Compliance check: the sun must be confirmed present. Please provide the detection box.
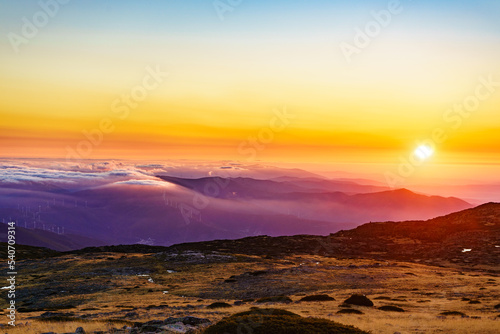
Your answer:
[414,144,434,160]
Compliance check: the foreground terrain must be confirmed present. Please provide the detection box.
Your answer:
[0,244,499,333]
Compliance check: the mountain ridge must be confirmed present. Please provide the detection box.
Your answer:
[5,203,498,270]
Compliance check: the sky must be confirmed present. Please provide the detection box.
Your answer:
[0,0,499,186]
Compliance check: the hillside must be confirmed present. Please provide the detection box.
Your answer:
[59,203,499,270]
[0,223,106,251]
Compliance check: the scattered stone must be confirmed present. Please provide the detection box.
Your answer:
[141,324,161,332]
[75,327,85,334]
[125,311,138,318]
[164,316,210,326]
[343,294,374,307]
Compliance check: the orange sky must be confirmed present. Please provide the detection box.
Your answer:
[1,1,499,186]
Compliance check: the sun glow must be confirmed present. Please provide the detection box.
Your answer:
[414,144,434,161]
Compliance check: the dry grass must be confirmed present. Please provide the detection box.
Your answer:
[1,252,498,333]
[3,320,121,334]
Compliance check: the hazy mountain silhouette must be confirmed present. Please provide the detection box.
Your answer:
[0,174,472,249]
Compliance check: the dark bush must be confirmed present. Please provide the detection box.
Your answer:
[440,311,466,317]
[299,294,335,302]
[378,305,405,312]
[204,308,369,334]
[343,295,374,307]
[206,302,232,309]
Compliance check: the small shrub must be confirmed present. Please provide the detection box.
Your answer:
[440,311,467,317]
[494,303,500,309]
[299,294,335,302]
[204,308,369,334]
[206,302,232,309]
[256,296,292,304]
[378,305,405,312]
[343,294,374,307]
[468,300,481,304]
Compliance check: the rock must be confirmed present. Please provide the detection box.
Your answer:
[141,324,161,332]
[75,327,85,334]
[343,294,374,307]
[164,316,211,326]
[125,311,139,318]
[161,323,195,333]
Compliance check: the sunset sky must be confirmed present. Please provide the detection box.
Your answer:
[1,0,499,183]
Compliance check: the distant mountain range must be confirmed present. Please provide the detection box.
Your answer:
[4,203,498,269]
[0,172,472,250]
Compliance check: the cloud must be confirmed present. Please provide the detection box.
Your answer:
[113,179,174,187]
[0,161,154,185]
[0,165,104,183]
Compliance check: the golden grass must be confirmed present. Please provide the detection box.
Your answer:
[1,252,498,333]
[3,320,119,334]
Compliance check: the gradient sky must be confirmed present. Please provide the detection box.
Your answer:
[1,0,499,182]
